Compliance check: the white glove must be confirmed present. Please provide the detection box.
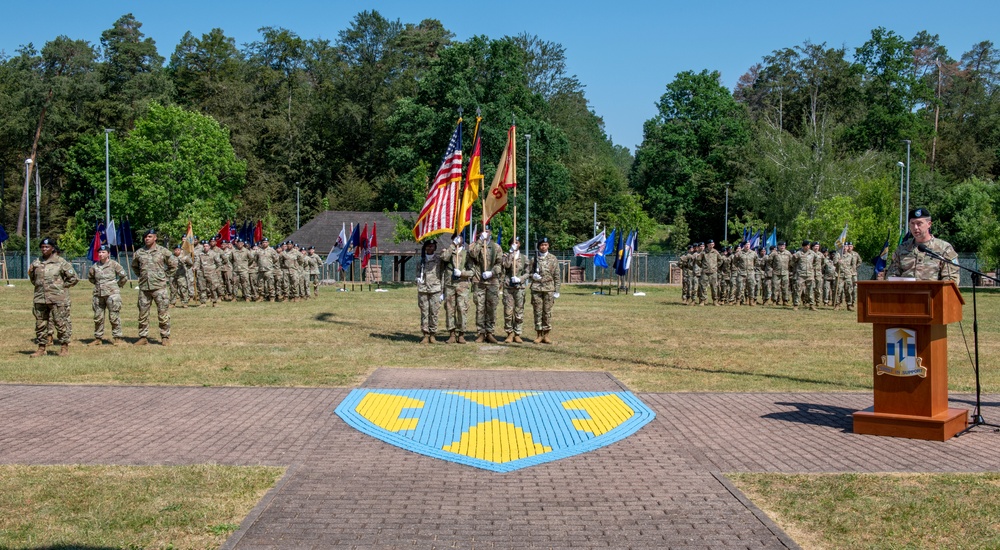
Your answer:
[482,270,492,279]
[554,292,560,299]
[511,276,520,284]
[532,273,542,281]
[439,293,445,302]
[453,236,463,245]
[416,276,424,284]
[453,268,462,277]
[456,245,464,252]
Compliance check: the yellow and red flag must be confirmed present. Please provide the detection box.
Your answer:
[457,117,483,234]
[483,124,516,225]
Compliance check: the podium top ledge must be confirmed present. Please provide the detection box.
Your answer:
[856,280,964,325]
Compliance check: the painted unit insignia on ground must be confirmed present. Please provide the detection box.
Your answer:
[335,389,656,472]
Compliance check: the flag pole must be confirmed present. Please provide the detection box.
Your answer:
[124,216,137,289]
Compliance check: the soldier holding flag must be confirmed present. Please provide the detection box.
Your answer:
[502,236,530,343]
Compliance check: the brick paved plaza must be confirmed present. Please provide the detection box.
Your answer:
[2,369,999,549]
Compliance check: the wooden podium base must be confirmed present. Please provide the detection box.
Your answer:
[853,408,968,441]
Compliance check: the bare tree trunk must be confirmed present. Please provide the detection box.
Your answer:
[16,88,53,236]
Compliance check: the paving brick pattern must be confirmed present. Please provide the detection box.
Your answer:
[1,369,998,549]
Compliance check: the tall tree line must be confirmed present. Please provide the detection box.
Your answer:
[0,11,636,254]
[632,28,1000,266]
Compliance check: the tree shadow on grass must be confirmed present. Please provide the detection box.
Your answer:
[314,312,359,326]
[370,332,423,343]
[763,401,856,431]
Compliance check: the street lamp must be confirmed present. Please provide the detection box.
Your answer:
[105,129,114,229]
[897,161,905,239]
[903,140,911,221]
[24,158,32,274]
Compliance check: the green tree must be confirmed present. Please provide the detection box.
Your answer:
[95,13,173,130]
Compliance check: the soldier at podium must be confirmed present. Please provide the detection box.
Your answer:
[887,208,960,283]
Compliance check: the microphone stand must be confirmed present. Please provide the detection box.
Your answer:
[919,245,1000,432]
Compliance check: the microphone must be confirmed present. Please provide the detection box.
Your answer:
[916,244,931,254]
[917,244,948,262]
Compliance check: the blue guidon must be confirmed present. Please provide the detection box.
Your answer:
[335,389,656,472]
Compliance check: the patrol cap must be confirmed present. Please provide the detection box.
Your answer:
[909,207,931,220]
[144,228,157,237]
[40,237,55,246]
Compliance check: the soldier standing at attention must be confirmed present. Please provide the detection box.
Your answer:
[680,245,693,304]
[502,236,530,343]
[254,237,278,302]
[306,246,321,298]
[811,242,824,308]
[771,242,793,306]
[170,244,193,308]
[132,229,178,346]
[845,241,862,310]
[194,240,222,307]
[762,246,775,304]
[28,237,79,357]
[88,244,128,346]
[888,208,960,282]
[792,240,816,311]
[440,235,472,344]
[692,242,704,305]
[230,238,253,301]
[469,226,504,343]
[698,240,723,306]
[530,237,560,344]
[416,240,445,344]
[822,249,838,306]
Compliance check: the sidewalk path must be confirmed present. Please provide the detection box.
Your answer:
[2,369,998,549]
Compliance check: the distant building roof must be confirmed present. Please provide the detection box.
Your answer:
[285,211,444,256]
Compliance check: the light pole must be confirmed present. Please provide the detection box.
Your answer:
[903,140,911,221]
[105,129,114,229]
[525,134,531,249]
[724,182,730,243]
[897,161,905,240]
[24,158,32,274]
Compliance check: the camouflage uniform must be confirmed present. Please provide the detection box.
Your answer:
[220,245,235,300]
[502,248,530,338]
[255,245,279,301]
[812,247,824,307]
[791,247,815,309]
[170,251,193,307]
[416,249,445,338]
[847,248,862,306]
[247,246,259,299]
[132,244,178,339]
[734,248,754,305]
[307,251,321,297]
[194,247,223,305]
[770,248,793,304]
[29,253,79,345]
[680,249,693,303]
[530,251,561,332]
[230,245,253,300]
[88,257,128,339]
[887,237,960,282]
[762,250,774,303]
[440,243,472,339]
[822,254,837,305]
[280,247,298,301]
[692,245,703,303]
[834,253,851,308]
[295,248,309,298]
[468,238,504,339]
[753,250,765,304]
[698,246,723,304]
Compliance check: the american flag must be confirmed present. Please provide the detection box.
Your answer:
[413,121,463,241]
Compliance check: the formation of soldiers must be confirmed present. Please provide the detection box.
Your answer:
[417,228,561,345]
[169,236,324,307]
[678,239,863,311]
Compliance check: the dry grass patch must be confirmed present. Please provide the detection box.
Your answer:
[728,472,1000,550]
[0,464,284,549]
[0,283,998,392]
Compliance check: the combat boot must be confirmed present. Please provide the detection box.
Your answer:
[475,333,486,343]
[113,338,126,346]
[180,303,188,309]
[419,333,430,344]
[513,334,524,343]
[534,331,545,344]
[428,334,438,344]
[541,331,553,344]
[135,337,149,346]
[486,333,499,344]
[504,332,515,343]
[810,304,817,311]
[161,337,171,346]
[30,345,46,358]
[47,335,54,345]
[847,304,854,311]
[792,306,798,311]
[58,344,69,356]
[446,331,457,344]
[456,333,467,344]
[88,339,103,346]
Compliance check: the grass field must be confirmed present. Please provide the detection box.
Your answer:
[2,281,999,549]
[1,282,998,393]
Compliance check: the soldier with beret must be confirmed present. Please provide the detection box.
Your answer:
[254,237,278,301]
[888,208,960,282]
[193,240,222,307]
[132,229,178,345]
[792,240,816,311]
[530,237,560,344]
[416,240,445,344]
[502,236,530,343]
[698,240,723,305]
[440,234,473,343]
[844,241,862,310]
[170,244,193,308]
[219,239,235,301]
[88,245,129,345]
[230,239,254,301]
[306,245,322,298]
[28,237,79,357]
[468,226,504,343]
[770,241,792,306]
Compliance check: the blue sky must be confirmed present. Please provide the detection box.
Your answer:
[4,1,999,152]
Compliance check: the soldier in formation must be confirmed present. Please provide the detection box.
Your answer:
[194,240,222,307]
[502,236,529,343]
[530,237,561,344]
[416,240,444,344]
[132,229,178,346]
[28,237,79,357]
[170,244,193,308]
[87,244,128,346]
[468,226,503,343]
[440,235,472,344]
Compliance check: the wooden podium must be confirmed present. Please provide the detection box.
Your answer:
[853,280,968,441]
